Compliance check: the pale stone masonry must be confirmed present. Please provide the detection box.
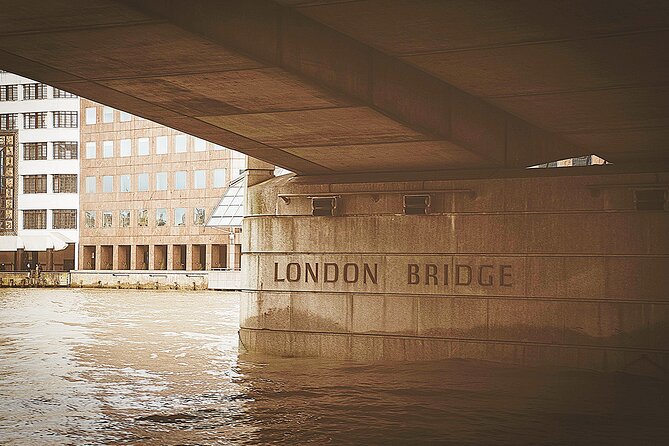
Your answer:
[78,98,243,272]
[241,167,669,373]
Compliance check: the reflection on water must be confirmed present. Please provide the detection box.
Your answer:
[0,289,667,445]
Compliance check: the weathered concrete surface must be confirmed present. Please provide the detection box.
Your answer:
[1,1,668,173]
[71,270,208,290]
[208,270,242,291]
[0,272,69,287]
[240,167,669,374]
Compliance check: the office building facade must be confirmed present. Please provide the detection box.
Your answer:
[0,71,79,271]
[78,98,244,272]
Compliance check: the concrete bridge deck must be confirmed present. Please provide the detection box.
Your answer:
[1,1,667,174]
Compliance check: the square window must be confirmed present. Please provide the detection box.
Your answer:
[120,210,131,227]
[23,142,47,160]
[175,171,187,190]
[23,83,47,100]
[85,176,96,193]
[23,112,47,129]
[156,208,167,226]
[23,175,47,194]
[120,175,131,192]
[213,169,226,188]
[194,170,206,189]
[102,211,112,228]
[156,172,168,190]
[572,156,591,167]
[0,113,18,130]
[119,111,131,122]
[156,136,168,154]
[102,106,114,123]
[174,208,186,226]
[138,137,149,156]
[138,209,148,227]
[194,208,205,225]
[103,140,113,158]
[137,173,149,191]
[53,210,77,229]
[175,134,187,153]
[85,211,96,228]
[102,176,113,193]
[23,210,46,229]
[0,85,18,101]
[85,107,96,125]
[52,111,78,128]
[194,138,206,152]
[85,141,96,159]
[53,174,78,193]
[120,139,131,157]
[53,141,78,160]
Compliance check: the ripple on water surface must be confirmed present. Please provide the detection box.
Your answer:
[0,288,668,445]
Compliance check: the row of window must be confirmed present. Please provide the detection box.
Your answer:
[84,135,224,158]
[0,111,78,130]
[23,174,78,194]
[533,156,598,169]
[85,208,207,228]
[22,138,230,160]
[23,209,77,230]
[23,141,78,160]
[0,83,76,102]
[85,170,226,193]
[84,106,132,125]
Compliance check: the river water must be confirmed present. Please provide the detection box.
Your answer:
[0,288,667,445]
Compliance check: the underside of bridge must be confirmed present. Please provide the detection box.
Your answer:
[2,0,668,174]
[2,0,668,373]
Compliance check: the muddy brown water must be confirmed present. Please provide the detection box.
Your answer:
[0,288,667,445]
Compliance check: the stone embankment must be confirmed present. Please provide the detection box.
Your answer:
[0,270,241,291]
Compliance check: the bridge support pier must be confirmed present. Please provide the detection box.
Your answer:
[240,168,669,375]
